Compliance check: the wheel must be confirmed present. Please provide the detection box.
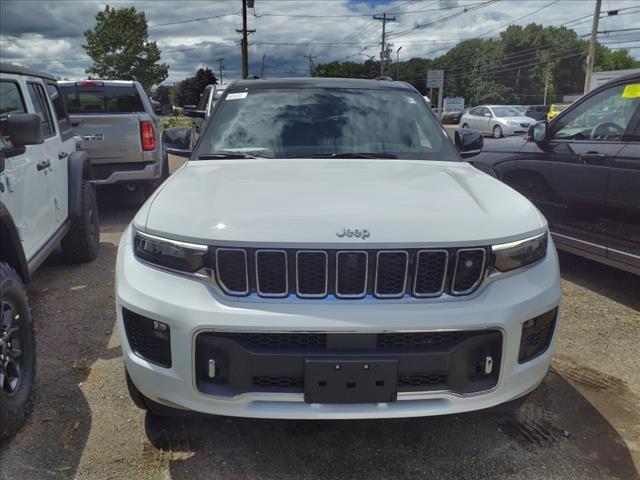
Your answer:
[493,125,503,139]
[461,123,470,129]
[0,262,35,440]
[61,179,100,262]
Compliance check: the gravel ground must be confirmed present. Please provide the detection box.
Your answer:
[1,155,638,480]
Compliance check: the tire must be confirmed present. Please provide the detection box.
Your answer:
[493,125,503,139]
[125,369,148,410]
[461,123,470,129]
[0,262,35,441]
[61,180,100,262]
[160,153,170,181]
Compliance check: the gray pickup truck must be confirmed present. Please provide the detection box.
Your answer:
[59,80,168,192]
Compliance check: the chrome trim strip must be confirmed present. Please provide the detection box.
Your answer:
[374,250,409,299]
[190,326,507,401]
[492,231,547,252]
[215,248,249,296]
[451,248,486,295]
[295,250,328,298]
[135,229,209,252]
[255,249,289,298]
[413,249,449,298]
[335,250,368,299]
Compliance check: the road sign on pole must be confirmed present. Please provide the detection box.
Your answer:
[426,70,444,115]
[426,70,444,88]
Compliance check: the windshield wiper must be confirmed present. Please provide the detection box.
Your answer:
[287,152,397,159]
[197,153,267,160]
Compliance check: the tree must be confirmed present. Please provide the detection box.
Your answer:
[83,5,169,91]
[316,23,640,106]
[175,68,217,107]
[153,85,171,106]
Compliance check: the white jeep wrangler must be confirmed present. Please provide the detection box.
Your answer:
[0,63,100,439]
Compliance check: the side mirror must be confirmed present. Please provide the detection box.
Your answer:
[6,113,44,147]
[529,121,548,143]
[483,112,492,117]
[162,126,192,158]
[455,128,483,158]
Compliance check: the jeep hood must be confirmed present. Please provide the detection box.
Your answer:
[139,159,545,247]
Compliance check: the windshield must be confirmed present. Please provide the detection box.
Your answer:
[196,88,458,161]
[491,106,523,117]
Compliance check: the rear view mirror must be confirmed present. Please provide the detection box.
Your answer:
[162,126,192,158]
[455,128,483,158]
[6,113,44,147]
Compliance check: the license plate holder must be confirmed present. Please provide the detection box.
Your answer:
[304,359,398,404]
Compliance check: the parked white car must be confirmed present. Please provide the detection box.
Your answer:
[460,105,536,138]
[117,78,561,420]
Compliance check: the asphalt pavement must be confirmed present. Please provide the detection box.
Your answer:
[0,154,638,480]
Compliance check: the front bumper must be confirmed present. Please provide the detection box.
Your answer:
[500,124,529,136]
[116,227,562,419]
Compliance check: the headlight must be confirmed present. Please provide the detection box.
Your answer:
[507,120,518,126]
[492,232,548,272]
[133,230,209,273]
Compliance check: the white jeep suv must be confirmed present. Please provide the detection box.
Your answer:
[1,63,100,439]
[117,78,561,419]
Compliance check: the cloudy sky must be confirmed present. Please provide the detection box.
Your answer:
[1,0,638,84]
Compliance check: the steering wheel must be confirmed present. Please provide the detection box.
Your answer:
[590,121,624,140]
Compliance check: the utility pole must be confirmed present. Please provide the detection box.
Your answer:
[543,72,550,104]
[304,51,317,77]
[261,54,266,79]
[237,0,255,79]
[584,0,602,94]
[395,46,402,80]
[374,13,396,76]
[217,58,224,84]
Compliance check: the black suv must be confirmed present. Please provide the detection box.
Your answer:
[470,73,639,275]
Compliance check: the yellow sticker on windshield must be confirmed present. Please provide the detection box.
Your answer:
[622,84,640,98]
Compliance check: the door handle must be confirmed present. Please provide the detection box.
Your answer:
[58,152,69,160]
[37,160,51,171]
[579,152,609,165]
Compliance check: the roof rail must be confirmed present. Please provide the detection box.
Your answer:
[374,76,393,81]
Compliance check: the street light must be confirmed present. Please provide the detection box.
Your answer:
[396,46,402,80]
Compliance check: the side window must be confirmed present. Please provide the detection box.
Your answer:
[197,86,211,111]
[46,83,71,132]
[27,83,55,138]
[553,82,640,142]
[0,80,26,146]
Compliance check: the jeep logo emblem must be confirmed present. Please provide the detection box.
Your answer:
[336,227,370,240]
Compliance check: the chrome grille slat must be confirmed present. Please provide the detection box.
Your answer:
[452,248,486,295]
[375,251,409,298]
[335,251,368,299]
[255,250,288,297]
[296,250,328,298]
[413,249,449,297]
[215,248,249,296]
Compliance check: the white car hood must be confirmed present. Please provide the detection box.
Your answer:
[139,159,545,247]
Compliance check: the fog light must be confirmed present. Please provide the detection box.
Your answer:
[153,320,168,332]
